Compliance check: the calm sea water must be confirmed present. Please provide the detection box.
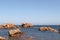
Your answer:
[0,25,60,40]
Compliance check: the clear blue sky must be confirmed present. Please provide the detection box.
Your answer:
[0,0,60,25]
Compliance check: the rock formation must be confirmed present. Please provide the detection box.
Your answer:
[0,23,20,29]
[21,22,33,28]
[39,26,48,31]
[8,29,22,37]
[39,26,58,33]
[3,23,15,28]
[48,27,55,32]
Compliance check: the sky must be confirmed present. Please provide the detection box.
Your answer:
[0,0,60,25]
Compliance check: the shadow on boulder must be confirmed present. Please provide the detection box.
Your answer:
[21,22,33,28]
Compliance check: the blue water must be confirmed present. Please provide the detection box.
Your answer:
[0,25,60,40]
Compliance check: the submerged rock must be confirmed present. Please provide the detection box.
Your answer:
[23,36,33,40]
[21,22,33,28]
[0,36,6,40]
[8,29,22,37]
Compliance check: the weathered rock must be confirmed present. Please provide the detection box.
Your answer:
[0,23,20,29]
[0,36,6,40]
[39,26,60,33]
[21,22,33,28]
[48,27,55,32]
[39,26,57,32]
[39,27,48,31]
[3,23,15,28]
[8,29,22,37]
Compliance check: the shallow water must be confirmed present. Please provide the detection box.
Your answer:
[0,25,60,40]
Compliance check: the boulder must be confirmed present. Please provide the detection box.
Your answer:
[0,36,6,40]
[39,27,48,31]
[48,27,55,32]
[0,23,20,29]
[3,23,15,28]
[39,26,59,33]
[8,29,22,37]
[21,22,33,28]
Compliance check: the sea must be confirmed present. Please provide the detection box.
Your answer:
[0,25,60,40]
